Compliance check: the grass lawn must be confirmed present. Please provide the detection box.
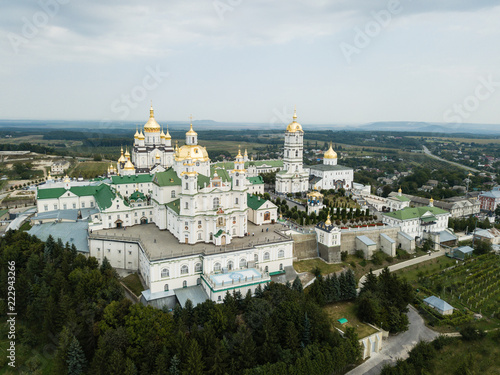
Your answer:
[293,258,345,275]
[323,301,378,339]
[19,221,32,231]
[70,161,109,179]
[428,334,500,375]
[394,255,456,284]
[122,273,144,296]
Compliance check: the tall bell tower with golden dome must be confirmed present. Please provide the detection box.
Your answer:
[275,106,309,195]
[130,104,175,173]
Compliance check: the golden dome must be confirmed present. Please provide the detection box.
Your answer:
[286,106,304,133]
[307,190,323,198]
[144,105,161,133]
[325,214,332,226]
[236,147,243,159]
[165,126,171,140]
[186,123,197,136]
[430,197,434,203]
[138,131,145,140]
[160,128,166,139]
[124,148,130,157]
[324,143,337,159]
[118,147,126,163]
[134,127,140,139]
[398,187,402,194]
[123,159,135,171]
[175,144,209,162]
[155,154,160,159]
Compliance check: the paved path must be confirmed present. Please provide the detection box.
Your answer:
[346,305,439,375]
[358,249,446,289]
[423,146,479,172]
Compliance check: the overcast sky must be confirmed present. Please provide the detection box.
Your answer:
[1,0,499,126]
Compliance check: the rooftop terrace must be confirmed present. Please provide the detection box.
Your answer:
[90,222,292,261]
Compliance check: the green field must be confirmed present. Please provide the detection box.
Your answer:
[395,256,456,284]
[323,301,378,339]
[121,273,144,297]
[69,161,109,179]
[293,258,345,275]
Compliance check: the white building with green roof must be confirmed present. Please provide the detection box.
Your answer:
[382,200,451,239]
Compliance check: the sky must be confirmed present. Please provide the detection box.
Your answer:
[1,0,500,127]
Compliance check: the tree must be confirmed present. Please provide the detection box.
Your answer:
[183,340,204,375]
[474,239,492,255]
[292,276,303,293]
[169,355,181,375]
[67,337,86,375]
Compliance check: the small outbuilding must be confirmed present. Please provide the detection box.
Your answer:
[450,245,474,260]
[423,296,454,315]
[356,235,377,259]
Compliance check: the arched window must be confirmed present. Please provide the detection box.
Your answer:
[227,260,234,270]
[161,268,169,278]
[171,190,175,198]
[181,265,189,274]
[264,252,270,260]
[279,263,283,271]
[185,202,189,209]
[183,280,187,288]
[278,249,285,258]
[164,284,169,291]
[254,254,258,262]
[213,197,219,209]
[239,258,247,269]
[265,266,268,273]
[195,263,202,272]
[214,262,221,272]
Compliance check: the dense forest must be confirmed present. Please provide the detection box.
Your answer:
[0,231,362,374]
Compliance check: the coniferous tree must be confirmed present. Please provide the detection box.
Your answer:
[183,340,204,375]
[169,354,181,375]
[292,276,303,293]
[302,313,311,347]
[67,336,86,375]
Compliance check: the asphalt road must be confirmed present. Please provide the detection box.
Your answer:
[346,305,439,375]
[422,146,479,172]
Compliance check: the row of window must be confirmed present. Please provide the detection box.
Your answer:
[44,201,94,211]
[161,262,203,278]
[159,249,286,278]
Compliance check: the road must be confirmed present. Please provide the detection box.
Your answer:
[422,146,479,172]
[346,305,439,375]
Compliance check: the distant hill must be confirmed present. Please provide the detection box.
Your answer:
[0,119,499,136]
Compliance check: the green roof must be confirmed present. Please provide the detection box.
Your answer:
[214,229,224,238]
[197,174,211,189]
[0,209,9,218]
[421,216,437,223]
[247,193,267,210]
[393,195,411,202]
[338,318,348,324]
[153,168,181,187]
[210,168,231,182]
[93,185,115,209]
[130,190,146,201]
[384,206,449,221]
[166,199,180,214]
[38,184,116,209]
[111,174,153,185]
[247,176,264,185]
[37,187,66,200]
[309,164,352,171]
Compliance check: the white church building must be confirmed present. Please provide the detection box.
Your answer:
[35,106,290,309]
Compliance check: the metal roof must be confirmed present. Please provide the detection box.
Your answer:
[28,221,89,252]
[174,285,209,307]
[356,235,376,246]
[380,233,395,243]
[423,296,454,312]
